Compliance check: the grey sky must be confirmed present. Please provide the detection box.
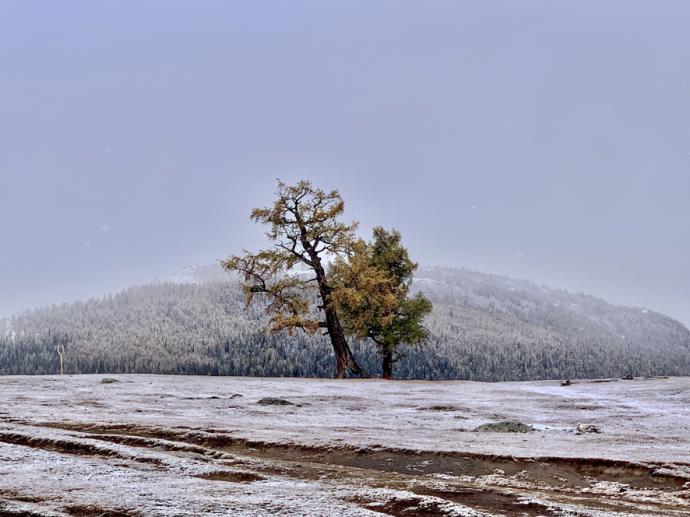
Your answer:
[1,1,689,326]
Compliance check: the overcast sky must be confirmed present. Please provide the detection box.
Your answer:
[1,1,689,326]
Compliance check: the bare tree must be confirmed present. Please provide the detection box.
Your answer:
[57,344,65,375]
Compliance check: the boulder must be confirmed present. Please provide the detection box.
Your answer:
[575,423,600,434]
[473,420,533,433]
[257,397,295,406]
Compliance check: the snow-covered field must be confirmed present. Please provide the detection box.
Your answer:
[1,375,689,516]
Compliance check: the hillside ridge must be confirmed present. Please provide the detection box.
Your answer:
[2,265,688,380]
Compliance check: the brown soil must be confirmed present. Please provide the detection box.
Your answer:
[0,490,45,505]
[194,470,266,483]
[6,419,690,515]
[350,494,459,516]
[44,421,687,491]
[0,431,163,466]
[62,504,138,517]
[411,486,560,516]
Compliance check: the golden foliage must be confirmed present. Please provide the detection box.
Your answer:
[330,239,401,339]
[330,228,432,351]
[222,180,358,334]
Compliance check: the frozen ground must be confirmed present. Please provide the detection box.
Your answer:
[0,375,689,516]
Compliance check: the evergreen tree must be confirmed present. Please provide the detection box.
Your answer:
[331,227,432,379]
[2,267,688,381]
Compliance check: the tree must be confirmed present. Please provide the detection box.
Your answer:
[57,343,65,375]
[222,180,363,378]
[331,227,433,379]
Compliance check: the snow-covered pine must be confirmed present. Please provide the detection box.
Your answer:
[0,266,688,379]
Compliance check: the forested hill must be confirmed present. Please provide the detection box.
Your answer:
[2,266,689,380]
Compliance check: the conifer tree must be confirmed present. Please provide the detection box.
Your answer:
[222,180,363,378]
[331,227,432,379]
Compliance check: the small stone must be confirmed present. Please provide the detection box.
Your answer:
[575,423,600,434]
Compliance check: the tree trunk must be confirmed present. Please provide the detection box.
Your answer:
[312,259,362,378]
[382,349,393,380]
[323,297,362,378]
[298,216,363,379]
[56,344,65,375]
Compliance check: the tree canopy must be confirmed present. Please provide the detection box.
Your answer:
[331,227,432,378]
[222,180,435,379]
[222,180,362,378]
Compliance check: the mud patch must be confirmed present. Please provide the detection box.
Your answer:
[194,470,266,483]
[0,431,163,466]
[555,404,602,411]
[62,504,138,516]
[86,433,228,460]
[350,494,456,516]
[0,489,46,504]
[412,486,558,516]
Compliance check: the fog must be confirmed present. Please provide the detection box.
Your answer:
[1,1,689,326]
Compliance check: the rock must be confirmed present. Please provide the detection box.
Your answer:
[622,374,634,380]
[422,405,459,411]
[257,397,295,406]
[100,377,119,384]
[561,380,571,386]
[575,423,600,434]
[473,420,534,433]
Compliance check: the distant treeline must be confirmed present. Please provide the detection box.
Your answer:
[2,267,689,380]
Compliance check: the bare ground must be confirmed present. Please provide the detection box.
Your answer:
[1,375,689,516]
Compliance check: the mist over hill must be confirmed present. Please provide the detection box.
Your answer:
[1,266,688,380]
